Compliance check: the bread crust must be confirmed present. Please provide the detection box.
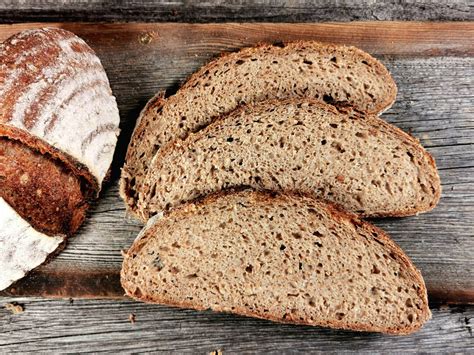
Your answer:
[121,189,431,335]
[0,124,98,197]
[120,91,166,215]
[120,40,397,215]
[0,136,89,236]
[137,98,440,220]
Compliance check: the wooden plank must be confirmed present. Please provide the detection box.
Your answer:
[0,23,472,304]
[0,0,472,22]
[0,297,472,352]
[1,22,473,58]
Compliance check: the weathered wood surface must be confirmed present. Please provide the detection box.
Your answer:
[0,298,472,352]
[0,22,473,305]
[0,0,472,22]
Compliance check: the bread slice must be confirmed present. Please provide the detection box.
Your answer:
[0,198,64,291]
[137,99,440,220]
[0,27,120,193]
[121,190,431,335]
[120,41,397,213]
[0,137,88,236]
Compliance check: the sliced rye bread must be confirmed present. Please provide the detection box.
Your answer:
[0,137,88,236]
[137,99,440,220]
[120,41,397,214]
[121,190,431,335]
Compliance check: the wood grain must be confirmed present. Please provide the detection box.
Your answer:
[0,0,472,22]
[0,297,472,352]
[0,22,472,305]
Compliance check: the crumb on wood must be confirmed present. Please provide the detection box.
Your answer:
[209,350,223,355]
[129,313,136,324]
[139,31,156,45]
[420,132,433,146]
[4,302,24,314]
[439,304,450,311]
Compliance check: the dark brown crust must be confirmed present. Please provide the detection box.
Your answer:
[0,125,99,198]
[120,40,397,215]
[121,189,431,335]
[0,137,89,236]
[137,98,441,220]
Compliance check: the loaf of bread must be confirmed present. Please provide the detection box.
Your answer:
[0,27,120,193]
[0,28,120,290]
[122,190,431,335]
[121,41,397,215]
[137,99,440,220]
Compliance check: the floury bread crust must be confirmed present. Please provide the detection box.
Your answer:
[0,198,64,291]
[138,99,440,220]
[0,27,120,193]
[121,41,397,213]
[121,190,431,335]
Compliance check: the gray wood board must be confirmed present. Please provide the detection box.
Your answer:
[0,23,473,303]
[0,297,472,352]
[0,0,472,22]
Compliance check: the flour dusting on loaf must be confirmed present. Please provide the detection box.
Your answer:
[0,28,120,188]
[0,198,64,291]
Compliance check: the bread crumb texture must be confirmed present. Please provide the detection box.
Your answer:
[139,99,440,219]
[4,302,24,314]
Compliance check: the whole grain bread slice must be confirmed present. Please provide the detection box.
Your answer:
[121,190,431,335]
[137,99,440,220]
[120,41,397,214]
